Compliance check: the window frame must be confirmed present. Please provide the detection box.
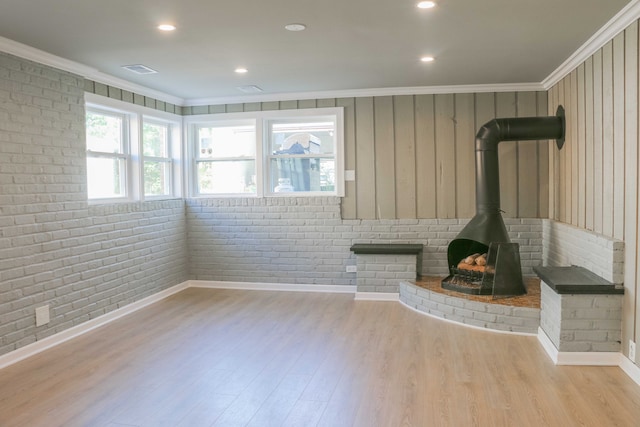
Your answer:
[191,118,259,197]
[185,107,344,198]
[85,93,183,204]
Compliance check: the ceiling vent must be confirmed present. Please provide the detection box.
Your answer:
[122,64,158,75]
[236,85,263,93]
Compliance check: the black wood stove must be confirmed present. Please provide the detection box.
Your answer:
[442,106,566,297]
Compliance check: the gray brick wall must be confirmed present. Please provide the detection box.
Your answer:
[540,283,622,352]
[187,197,544,285]
[356,254,417,293]
[542,219,624,284]
[0,53,188,357]
[399,281,540,334]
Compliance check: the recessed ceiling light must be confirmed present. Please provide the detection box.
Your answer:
[285,23,307,32]
[417,1,437,9]
[235,67,248,74]
[157,24,176,31]
[421,56,435,63]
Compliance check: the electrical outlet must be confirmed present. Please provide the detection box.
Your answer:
[629,340,636,361]
[35,305,50,327]
[346,265,357,273]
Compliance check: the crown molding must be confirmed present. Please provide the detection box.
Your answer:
[0,35,184,106]
[542,0,640,89]
[183,82,545,107]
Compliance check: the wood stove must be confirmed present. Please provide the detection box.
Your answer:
[442,106,566,296]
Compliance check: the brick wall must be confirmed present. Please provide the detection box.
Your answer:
[540,285,622,352]
[0,53,187,356]
[356,254,417,292]
[186,197,543,284]
[542,219,624,284]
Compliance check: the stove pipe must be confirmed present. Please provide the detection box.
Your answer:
[447,106,565,267]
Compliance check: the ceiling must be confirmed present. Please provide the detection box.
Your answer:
[0,0,633,104]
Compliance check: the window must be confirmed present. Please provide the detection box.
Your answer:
[143,120,172,197]
[186,108,343,197]
[194,121,256,195]
[86,110,128,199]
[85,93,182,202]
[267,119,336,194]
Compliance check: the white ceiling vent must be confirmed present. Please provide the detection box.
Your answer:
[122,64,158,75]
[236,85,263,93]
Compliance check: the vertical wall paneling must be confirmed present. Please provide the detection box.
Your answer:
[602,40,615,236]
[393,96,417,218]
[577,65,587,229]
[517,92,539,218]
[317,98,336,108]
[548,86,558,219]
[624,21,639,350]
[557,79,567,222]
[613,32,626,241]
[415,95,437,218]
[261,101,280,111]
[593,49,604,234]
[434,94,456,218]
[454,93,476,218]
[475,93,497,214]
[338,97,357,219]
[537,92,549,218]
[496,92,518,218]
[298,99,317,109]
[373,96,396,218]
[570,70,579,226]
[355,97,376,219]
[279,100,298,110]
[585,57,595,230]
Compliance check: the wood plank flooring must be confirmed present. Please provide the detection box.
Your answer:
[1,288,640,426]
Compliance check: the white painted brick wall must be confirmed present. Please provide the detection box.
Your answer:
[540,283,622,352]
[399,281,540,334]
[542,219,624,284]
[0,53,188,357]
[187,198,544,285]
[356,254,416,292]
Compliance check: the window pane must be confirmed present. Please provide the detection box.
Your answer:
[270,121,334,156]
[86,111,123,153]
[87,157,126,198]
[270,158,335,193]
[143,122,168,157]
[144,160,170,196]
[198,124,255,158]
[197,160,256,194]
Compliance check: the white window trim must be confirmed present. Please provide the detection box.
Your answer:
[184,107,344,198]
[85,93,183,204]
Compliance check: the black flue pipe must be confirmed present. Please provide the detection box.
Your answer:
[475,107,565,216]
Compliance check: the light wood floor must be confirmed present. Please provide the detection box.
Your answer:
[1,288,640,427]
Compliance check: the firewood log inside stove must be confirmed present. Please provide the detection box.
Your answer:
[457,262,486,273]
[457,252,488,273]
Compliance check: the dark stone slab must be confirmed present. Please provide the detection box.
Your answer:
[350,243,423,255]
[533,266,624,295]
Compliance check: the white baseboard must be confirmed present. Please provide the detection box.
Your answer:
[620,355,640,384]
[0,281,189,370]
[537,327,624,366]
[354,292,399,301]
[188,280,356,294]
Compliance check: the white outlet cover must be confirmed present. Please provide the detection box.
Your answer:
[345,170,355,181]
[35,305,50,327]
[346,265,357,273]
